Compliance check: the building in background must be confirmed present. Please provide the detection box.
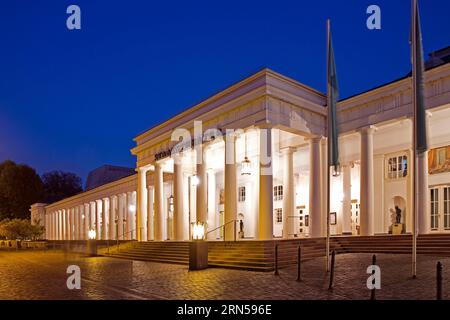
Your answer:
[31,46,450,241]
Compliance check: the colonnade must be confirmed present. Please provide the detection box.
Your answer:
[45,192,136,240]
[44,125,430,241]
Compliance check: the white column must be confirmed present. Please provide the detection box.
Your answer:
[84,203,90,239]
[101,198,107,240]
[118,194,124,240]
[259,128,274,240]
[309,137,323,238]
[154,163,164,241]
[125,193,131,240]
[94,201,99,239]
[196,148,208,223]
[71,208,75,240]
[137,168,148,241]
[70,208,74,240]
[360,126,376,236]
[60,210,64,240]
[132,192,137,239]
[65,209,70,240]
[224,133,237,240]
[207,170,216,240]
[418,152,430,234]
[78,205,83,240]
[342,163,352,235]
[74,207,78,240]
[54,212,57,240]
[61,210,65,240]
[282,147,295,239]
[49,213,53,240]
[109,196,115,240]
[173,162,184,240]
[45,214,49,239]
[55,211,59,240]
[147,187,154,241]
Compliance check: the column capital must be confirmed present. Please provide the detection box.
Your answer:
[281,146,296,155]
[306,135,325,144]
[359,125,377,135]
[138,165,152,174]
[254,123,273,130]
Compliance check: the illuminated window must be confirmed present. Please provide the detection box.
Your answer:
[275,208,283,223]
[273,185,283,201]
[238,186,246,202]
[438,148,447,166]
[387,155,408,179]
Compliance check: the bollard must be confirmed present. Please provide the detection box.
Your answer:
[328,250,336,290]
[371,254,376,300]
[296,246,302,282]
[437,261,443,300]
[274,245,279,276]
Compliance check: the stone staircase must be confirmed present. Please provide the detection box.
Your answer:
[104,241,189,265]
[332,234,450,256]
[102,234,450,272]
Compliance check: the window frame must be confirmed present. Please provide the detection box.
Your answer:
[238,186,246,202]
[273,185,283,201]
[386,153,408,180]
[275,208,283,224]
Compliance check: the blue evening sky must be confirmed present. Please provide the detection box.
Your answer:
[0,0,449,183]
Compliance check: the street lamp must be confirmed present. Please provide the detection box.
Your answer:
[192,222,206,240]
[88,229,96,240]
[87,229,97,257]
[189,222,208,271]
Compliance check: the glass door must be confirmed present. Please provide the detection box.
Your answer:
[430,188,439,231]
[444,187,450,230]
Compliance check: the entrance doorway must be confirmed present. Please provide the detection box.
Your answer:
[430,186,450,232]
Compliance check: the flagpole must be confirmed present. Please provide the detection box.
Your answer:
[411,0,418,279]
[326,19,331,272]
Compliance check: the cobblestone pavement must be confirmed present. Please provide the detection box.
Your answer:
[0,250,448,300]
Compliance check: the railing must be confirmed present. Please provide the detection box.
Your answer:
[205,219,239,242]
[103,227,142,254]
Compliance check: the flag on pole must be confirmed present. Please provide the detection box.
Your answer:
[327,22,340,172]
[412,0,428,154]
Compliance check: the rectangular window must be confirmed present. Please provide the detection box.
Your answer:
[273,185,283,201]
[387,155,408,179]
[275,208,282,223]
[438,148,446,166]
[238,186,246,202]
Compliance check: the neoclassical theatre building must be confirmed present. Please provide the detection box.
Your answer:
[31,46,450,242]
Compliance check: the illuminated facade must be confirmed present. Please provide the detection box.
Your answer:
[31,48,450,241]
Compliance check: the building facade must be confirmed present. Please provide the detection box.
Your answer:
[31,48,450,241]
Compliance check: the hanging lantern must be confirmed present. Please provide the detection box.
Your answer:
[241,156,252,175]
[332,164,341,177]
[241,133,252,176]
[169,195,174,212]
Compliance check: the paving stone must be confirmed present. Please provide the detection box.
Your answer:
[0,250,446,300]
